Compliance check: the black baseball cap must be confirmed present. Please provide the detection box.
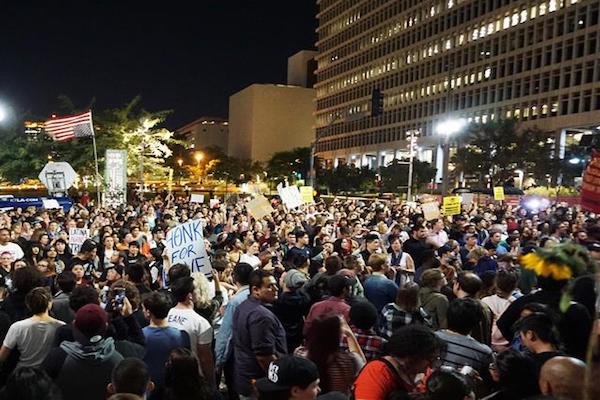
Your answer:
[587,242,600,252]
[255,356,319,392]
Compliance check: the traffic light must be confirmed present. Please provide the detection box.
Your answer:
[371,88,384,117]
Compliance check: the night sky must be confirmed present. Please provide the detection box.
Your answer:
[0,1,317,128]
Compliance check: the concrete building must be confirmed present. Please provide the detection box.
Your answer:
[176,117,229,153]
[314,0,600,178]
[288,50,318,88]
[228,84,316,162]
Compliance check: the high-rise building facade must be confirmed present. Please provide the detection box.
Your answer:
[315,0,600,172]
[176,117,229,153]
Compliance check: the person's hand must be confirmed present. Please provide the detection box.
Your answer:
[339,316,353,337]
[121,297,133,317]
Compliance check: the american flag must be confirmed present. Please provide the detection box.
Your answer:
[44,110,94,142]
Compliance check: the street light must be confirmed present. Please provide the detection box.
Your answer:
[177,158,183,185]
[0,105,6,123]
[435,118,467,194]
[406,130,419,202]
[194,152,203,184]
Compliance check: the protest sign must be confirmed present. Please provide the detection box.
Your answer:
[166,220,212,275]
[246,195,274,220]
[42,199,61,209]
[493,186,505,201]
[422,201,440,221]
[277,185,303,209]
[69,228,89,254]
[461,193,475,206]
[190,193,204,203]
[209,198,220,208]
[300,186,315,204]
[443,196,462,216]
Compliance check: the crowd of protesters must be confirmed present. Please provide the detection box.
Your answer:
[0,191,596,400]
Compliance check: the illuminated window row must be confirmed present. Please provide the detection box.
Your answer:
[318,0,580,97]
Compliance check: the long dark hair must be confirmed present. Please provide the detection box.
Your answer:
[164,348,210,400]
[0,367,61,400]
[305,315,341,392]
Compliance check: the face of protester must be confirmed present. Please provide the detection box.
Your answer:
[247,242,259,255]
[323,243,334,254]
[289,379,321,400]
[49,222,58,232]
[124,233,134,244]
[0,254,11,268]
[106,268,121,282]
[298,234,309,246]
[59,230,68,241]
[128,245,139,257]
[0,230,9,245]
[367,238,380,252]
[47,247,57,259]
[287,234,296,246]
[39,234,50,246]
[13,260,27,270]
[491,232,501,244]
[56,242,66,253]
[72,264,85,280]
[32,246,41,255]
[391,239,402,252]
[104,237,115,249]
[415,228,428,240]
[37,260,49,274]
[253,275,278,303]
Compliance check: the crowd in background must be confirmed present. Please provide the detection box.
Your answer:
[0,192,596,400]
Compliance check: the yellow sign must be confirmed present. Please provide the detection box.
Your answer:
[494,186,505,201]
[443,196,462,216]
[300,186,315,204]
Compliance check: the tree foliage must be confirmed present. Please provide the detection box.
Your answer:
[318,164,376,194]
[265,147,311,185]
[379,159,437,193]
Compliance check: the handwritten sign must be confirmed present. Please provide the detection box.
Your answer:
[443,196,462,216]
[190,193,204,204]
[300,186,315,204]
[246,195,274,220]
[69,228,89,254]
[166,220,212,275]
[493,186,505,201]
[422,201,440,221]
[277,185,303,209]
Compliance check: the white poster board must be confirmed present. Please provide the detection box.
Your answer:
[190,193,205,204]
[69,228,90,254]
[422,202,441,221]
[209,198,220,208]
[42,199,61,209]
[166,220,212,275]
[277,185,303,209]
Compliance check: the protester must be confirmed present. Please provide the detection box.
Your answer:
[107,358,155,399]
[255,356,321,400]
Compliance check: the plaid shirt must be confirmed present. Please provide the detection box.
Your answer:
[379,303,432,340]
[341,326,386,361]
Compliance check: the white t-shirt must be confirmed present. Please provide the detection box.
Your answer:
[3,318,65,368]
[0,242,24,262]
[167,307,213,358]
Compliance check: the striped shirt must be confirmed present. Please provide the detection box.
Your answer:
[435,330,493,374]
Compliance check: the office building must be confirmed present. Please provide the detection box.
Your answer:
[314,0,600,176]
[288,50,318,88]
[176,117,229,153]
[228,84,316,162]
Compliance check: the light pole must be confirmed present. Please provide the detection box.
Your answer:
[310,113,343,187]
[177,158,183,186]
[194,152,203,184]
[406,130,419,201]
[436,118,467,195]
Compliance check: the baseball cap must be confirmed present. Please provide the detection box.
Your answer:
[255,356,319,393]
[105,263,123,276]
[587,242,600,252]
[73,304,108,345]
[283,269,307,290]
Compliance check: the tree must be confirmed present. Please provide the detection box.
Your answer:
[379,159,437,194]
[265,147,311,185]
[451,119,558,187]
[318,164,376,194]
[206,156,263,185]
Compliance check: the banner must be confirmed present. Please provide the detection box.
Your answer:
[493,186,505,201]
[166,220,212,275]
[277,185,303,209]
[105,149,128,207]
[582,149,600,212]
[300,186,315,204]
[0,197,72,211]
[69,228,89,254]
[246,195,274,220]
[422,201,441,221]
[443,196,462,216]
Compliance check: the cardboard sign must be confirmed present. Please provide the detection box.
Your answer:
[190,193,205,204]
[69,228,89,254]
[209,198,220,208]
[166,220,212,275]
[300,186,315,204]
[422,201,441,221]
[277,185,303,209]
[443,196,462,216]
[42,199,61,209]
[461,193,475,206]
[246,195,274,220]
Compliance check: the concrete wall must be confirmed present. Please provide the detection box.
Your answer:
[228,84,316,162]
[287,50,318,88]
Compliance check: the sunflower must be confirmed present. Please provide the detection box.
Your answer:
[520,243,593,281]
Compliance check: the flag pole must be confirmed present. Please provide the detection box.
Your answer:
[89,110,102,207]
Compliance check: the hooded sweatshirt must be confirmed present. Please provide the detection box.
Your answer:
[42,337,124,400]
